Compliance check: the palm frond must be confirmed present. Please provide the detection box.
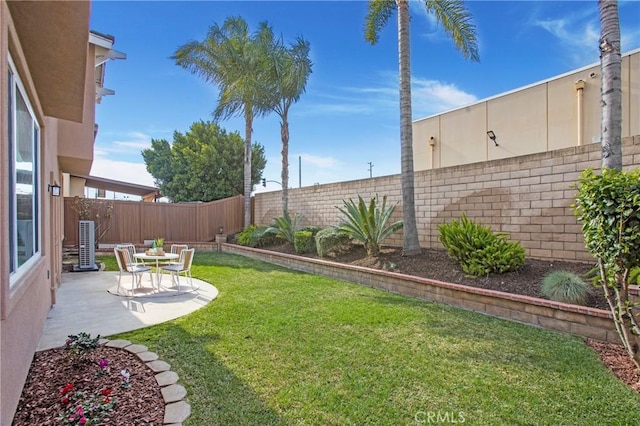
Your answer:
[425,0,479,62]
[364,0,396,45]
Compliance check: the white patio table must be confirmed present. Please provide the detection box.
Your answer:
[133,252,179,291]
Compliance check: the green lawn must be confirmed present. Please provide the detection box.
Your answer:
[98,253,640,425]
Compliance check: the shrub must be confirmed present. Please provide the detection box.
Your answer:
[541,270,592,305]
[438,214,525,277]
[336,195,403,256]
[65,332,101,355]
[236,225,258,246]
[294,230,315,254]
[315,227,352,258]
[265,211,302,244]
[299,226,321,236]
[574,168,640,367]
[235,225,280,248]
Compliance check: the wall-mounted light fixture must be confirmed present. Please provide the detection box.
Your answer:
[486,130,498,146]
[48,183,61,197]
[428,136,436,147]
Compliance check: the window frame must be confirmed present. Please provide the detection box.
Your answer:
[8,54,42,284]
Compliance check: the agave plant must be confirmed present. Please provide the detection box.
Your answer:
[264,211,302,244]
[336,195,403,256]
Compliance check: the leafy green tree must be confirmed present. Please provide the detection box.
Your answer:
[142,121,266,202]
[173,17,274,226]
[364,0,479,256]
[574,168,640,368]
[258,23,313,216]
[598,0,622,170]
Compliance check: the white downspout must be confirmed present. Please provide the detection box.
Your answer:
[575,79,586,146]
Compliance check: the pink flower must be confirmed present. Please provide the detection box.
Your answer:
[98,359,109,369]
[76,405,84,416]
[79,416,87,424]
[60,383,74,394]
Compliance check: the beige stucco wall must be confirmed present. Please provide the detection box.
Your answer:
[0,2,92,423]
[57,43,97,176]
[66,175,88,197]
[1,4,53,422]
[413,51,639,171]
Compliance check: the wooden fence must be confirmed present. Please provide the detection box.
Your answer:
[63,195,244,246]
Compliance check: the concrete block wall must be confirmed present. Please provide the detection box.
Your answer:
[254,135,640,262]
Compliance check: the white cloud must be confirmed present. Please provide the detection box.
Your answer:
[410,1,444,42]
[96,131,153,156]
[411,78,477,117]
[112,131,152,150]
[534,18,599,50]
[531,8,601,66]
[304,73,476,119]
[299,153,340,169]
[90,158,155,188]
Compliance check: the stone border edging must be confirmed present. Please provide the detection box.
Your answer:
[102,339,191,425]
[221,244,620,344]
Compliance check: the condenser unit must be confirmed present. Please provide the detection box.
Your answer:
[73,220,99,271]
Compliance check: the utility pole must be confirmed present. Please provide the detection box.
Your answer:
[367,161,374,178]
[299,155,302,188]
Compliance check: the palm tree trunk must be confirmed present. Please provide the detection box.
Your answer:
[397,0,421,256]
[243,107,253,228]
[281,112,290,216]
[599,0,622,170]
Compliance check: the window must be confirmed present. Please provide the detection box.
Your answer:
[8,55,40,279]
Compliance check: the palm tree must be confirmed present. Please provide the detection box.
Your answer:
[173,16,273,227]
[259,24,313,216]
[365,0,479,255]
[598,0,622,170]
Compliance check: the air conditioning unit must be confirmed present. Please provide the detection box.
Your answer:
[73,220,99,271]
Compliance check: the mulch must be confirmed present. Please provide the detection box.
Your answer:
[13,346,164,425]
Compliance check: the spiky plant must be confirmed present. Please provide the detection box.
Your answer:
[541,270,592,305]
[336,195,403,256]
[264,211,302,244]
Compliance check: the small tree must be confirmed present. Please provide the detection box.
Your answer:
[574,168,640,368]
[70,197,114,248]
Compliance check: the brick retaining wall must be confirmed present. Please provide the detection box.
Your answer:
[255,135,640,262]
[222,244,619,344]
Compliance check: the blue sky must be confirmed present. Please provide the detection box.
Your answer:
[89,0,640,197]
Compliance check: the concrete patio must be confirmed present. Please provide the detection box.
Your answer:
[38,271,218,350]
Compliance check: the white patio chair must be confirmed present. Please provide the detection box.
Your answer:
[160,248,194,292]
[116,243,146,266]
[114,247,154,294]
[166,244,188,266]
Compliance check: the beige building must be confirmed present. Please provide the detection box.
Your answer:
[413,50,640,170]
[0,2,123,422]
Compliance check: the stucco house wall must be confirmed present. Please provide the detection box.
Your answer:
[413,50,639,171]
[0,2,118,422]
